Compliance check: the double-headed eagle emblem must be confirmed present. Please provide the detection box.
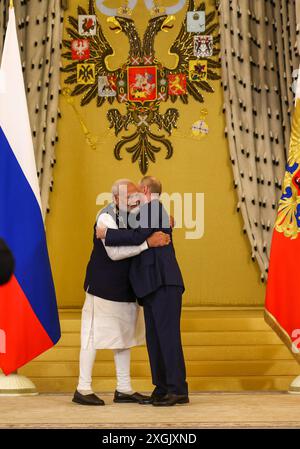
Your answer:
[62,0,220,173]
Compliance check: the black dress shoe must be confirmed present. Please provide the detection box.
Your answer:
[72,390,105,406]
[113,390,152,404]
[150,391,168,403]
[152,393,189,407]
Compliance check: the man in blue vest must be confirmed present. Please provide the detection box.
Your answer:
[73,179,170,406]
[98,176,188,407]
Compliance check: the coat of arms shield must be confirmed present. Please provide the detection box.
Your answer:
[127,66,157,103]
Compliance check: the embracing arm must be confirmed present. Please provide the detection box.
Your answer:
[105,227,154,247]
[98,214,148,260]
[104,202,172,247]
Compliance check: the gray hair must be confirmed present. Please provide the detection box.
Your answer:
[139,176,162,195]
[111,178,134,196]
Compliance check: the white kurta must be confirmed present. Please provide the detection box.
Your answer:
[81,211,147,350]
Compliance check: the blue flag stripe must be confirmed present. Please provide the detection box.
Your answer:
[0,127,60,344]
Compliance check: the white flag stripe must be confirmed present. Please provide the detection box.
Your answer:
[0,8,41,210]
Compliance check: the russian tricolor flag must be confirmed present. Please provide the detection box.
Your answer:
[0,7,60,375]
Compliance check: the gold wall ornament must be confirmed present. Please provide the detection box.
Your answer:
[96,0,137,17]
[117,0,134,18]
[62,87,114,151]
[144,0,186,16]
[77,63,96,84]
[150,0,166,17]
[61,0,220,173]
[191,108,209,138]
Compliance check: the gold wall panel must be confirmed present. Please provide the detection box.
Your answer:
[46,0,265,308]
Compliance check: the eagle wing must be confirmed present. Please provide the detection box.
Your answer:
[61,0,119,107]
[165,0,221,104]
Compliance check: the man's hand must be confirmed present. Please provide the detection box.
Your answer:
[147,231,171,248]
[96,226,107,239]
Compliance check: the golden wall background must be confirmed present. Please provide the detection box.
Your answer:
[46,0,265,309]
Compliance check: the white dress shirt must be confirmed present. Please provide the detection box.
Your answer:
[97,212,148,260]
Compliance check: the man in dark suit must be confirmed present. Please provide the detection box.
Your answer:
[0,239,14,286]
[98,176,188,406]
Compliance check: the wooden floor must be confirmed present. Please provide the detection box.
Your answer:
[18,308,300,392]
[1,392,300,428]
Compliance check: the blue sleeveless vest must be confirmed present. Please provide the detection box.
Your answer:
[83,204,136,302]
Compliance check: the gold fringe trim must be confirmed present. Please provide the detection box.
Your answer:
[264,309,300,364]
[0,388,37,395]
[289,385,300,393]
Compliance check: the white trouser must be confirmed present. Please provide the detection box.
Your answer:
[77,330,133,394]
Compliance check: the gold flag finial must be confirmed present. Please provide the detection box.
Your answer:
[9,0,14,8]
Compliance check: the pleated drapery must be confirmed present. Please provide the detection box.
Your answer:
[0,0,64,217]
[219,0,300,279]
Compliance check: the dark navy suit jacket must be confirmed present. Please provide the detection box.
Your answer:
[105,199,184,298]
